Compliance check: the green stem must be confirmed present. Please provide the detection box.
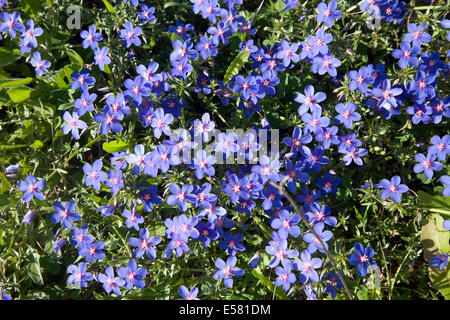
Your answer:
[48,135,103,180]
[390,243,415,295]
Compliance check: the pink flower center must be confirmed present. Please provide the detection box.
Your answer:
[389,185,397,193]
[223,266,233,276]
[282,220,291,229]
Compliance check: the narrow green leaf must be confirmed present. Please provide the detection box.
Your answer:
[418,190,450,217]
[0,78,33,88]
[101,0,116,13]
[224,50,250,83]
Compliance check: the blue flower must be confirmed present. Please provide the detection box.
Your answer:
[406,104,433,125]
[94,106,124,135]
[123,207,144,231]
[98,267,125,296]
[153,144,180,173]
[303,222,333,253]
[119,21,142,48]
[74,92,97,116]
[21,19,43,48]
[71,68,95,92]
[392,42,420,69]
[335,102,361,129]
[105,169,124,195]
[98,204,116,217]
[248,253,261,269]
[30,52,51,76]
[127,144,148,175]
[271,209,301,238]
[67,263,94,288]
[80,24,103,50]
[316,1,342,27]
[274,263,296,292]
[22,209,36,224]
[305,203,337,227]
[138,5,156,23]
[196,221,219,247]
[311,54,341,77]
[83,159,108,191]
[195,35,218,59]
[265,237,298,268]
[178,285,199,300]
[213,256,245,288]
[0,12,24,38]
[151,108,174,139]
[94,46,111,71]
[440,175,450,196]
[164,234,190,258]
[70,225,94,247]
[219,232,245,255]
[403,22,431,47]
[323,272,343,298]
[348,66,375,94]
[139,185,162,212]
[166,183,197,212]
[191,149,216,179]
[62,111,87,140]
[283,127,312,157]
[295,85,327,116]
[17,175,46,202]
[207,20,232,45]
[371,79,403,109]
[222,173,250,204]
[413,153,443,179]
[117,260,147,289]
[124,77,151,105]
[374,175,409,203]
[79,241,105,263]
[168,21,194,40]
[170,40,199,61]
[294,250,322,283]
[348,243,376,277]
[339,147,368,166]
[129,228,161,259]
[430,254,448,271]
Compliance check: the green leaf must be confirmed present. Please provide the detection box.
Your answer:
[0,48,21,66]
[0,78,33,88]
[101,0,116,13]
[251,269,289,300]
[0,144,28,150]
[275,0,286,11]
[418,190,450,217]
[103,139,130,153]
[163,2,192,9]
[66,49,84,70]
[7,86,33,103]
[223,50,250,83]
[420,214,450,299]
[0,171,11,194]
[147,220,166,237]
[26,253,44,285]
[30,140,44,149]
[21,0,41,16]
